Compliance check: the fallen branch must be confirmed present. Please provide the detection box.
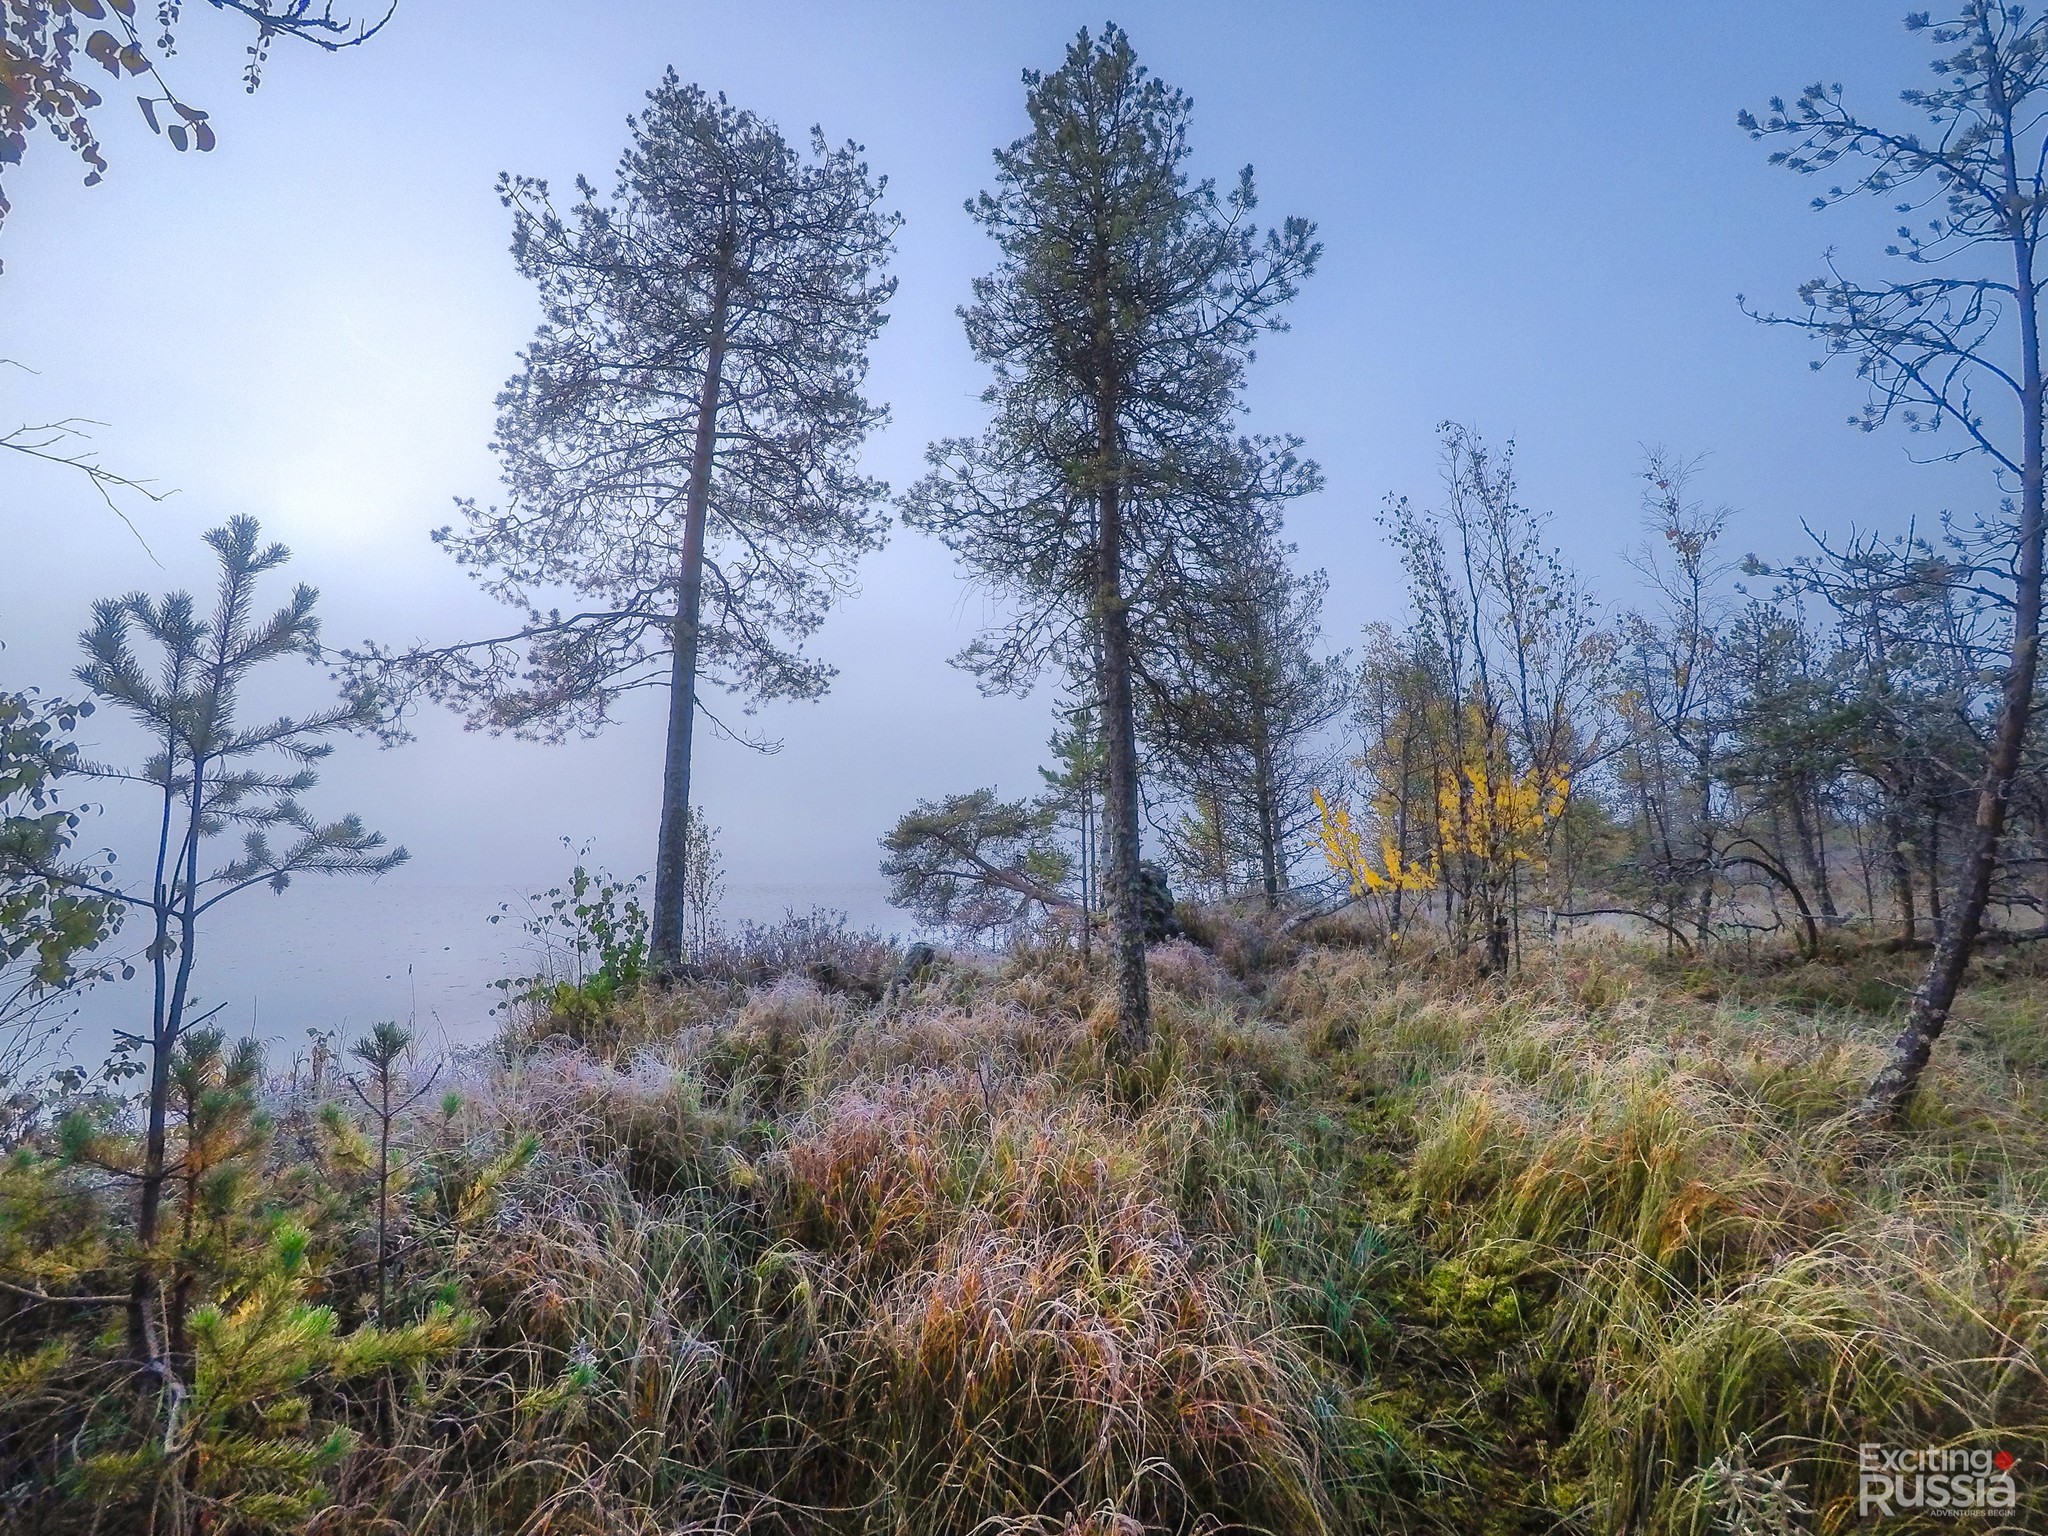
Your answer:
[1556,907,1697,954]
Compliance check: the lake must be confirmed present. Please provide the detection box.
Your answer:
[49,875,900,1070]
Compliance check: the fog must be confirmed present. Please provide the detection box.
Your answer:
[0,0,1987,1057]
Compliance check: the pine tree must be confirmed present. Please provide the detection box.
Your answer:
[904,25,1317,1052]
[880,789,1073,944]
[61,517,405,1379]
[1142,520,1346,908]
[351,74,897,969]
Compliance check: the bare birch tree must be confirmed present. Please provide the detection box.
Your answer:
[1742,4,2048,1120]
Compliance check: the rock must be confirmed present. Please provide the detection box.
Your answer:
[892,941,938,988]
[803,957,884,1004]
[1137,862,1183,943]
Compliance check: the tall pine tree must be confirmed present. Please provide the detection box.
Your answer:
[905,26,1316,1052]
[353,76,897,968]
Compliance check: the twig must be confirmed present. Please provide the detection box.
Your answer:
[1,420,169,562]
[0,1277,127,1306]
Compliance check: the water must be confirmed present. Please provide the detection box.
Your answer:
[50,875,896,1069]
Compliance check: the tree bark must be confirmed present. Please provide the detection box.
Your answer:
[127,780,179,1366]
[1078,781,1094,962]
[1862,69,2046,1121]
[1693,746,1717,947]
[1253,723,1280,909]
[1885,804,1918,943]
[1793,780,1838,920]
[130,756,205,1379]
[1095,368,1149,1057]
[650,281,730,972]
[1926,809,1946,937]
[1485,906,1510,974]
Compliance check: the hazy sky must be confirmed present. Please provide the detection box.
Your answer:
[0,2,1994,1049]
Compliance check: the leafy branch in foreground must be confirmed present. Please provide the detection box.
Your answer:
[0,0,395,247]
[0,688,123,1140]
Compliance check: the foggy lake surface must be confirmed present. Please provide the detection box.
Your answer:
[53,876,898,1069]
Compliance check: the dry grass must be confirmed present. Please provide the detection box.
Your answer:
[1285,939,2048,1535]
[6,932,2046,1534]
[324,965,1358,1535]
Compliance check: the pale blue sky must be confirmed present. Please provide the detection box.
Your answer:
[0,2,1992,1048]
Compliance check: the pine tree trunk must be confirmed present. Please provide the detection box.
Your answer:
[128,793,178,1368]
[1886,804,1918,943]
[1862,156,2046,1122]
[651,284,730,972]
[1694,747,1716,947]
[1795,780,1838,919]
[1926,809,1946,937]
[375,1075,392,1321]
[1079,785,1094,962]
[131,771,204,1379]
[1855,814,1879,929]
[1095,371,1149,1057]
[128,937,173,1367]
[1253,726,1280,909]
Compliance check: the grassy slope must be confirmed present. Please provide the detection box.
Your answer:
[345,935,2043,1535]
[1274,940,2048,1533]
[6,934,2042,1534]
